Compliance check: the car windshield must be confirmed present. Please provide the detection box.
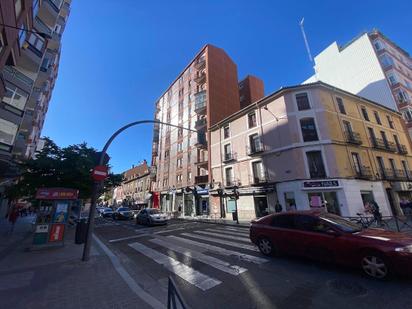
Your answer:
[118,208,129,211]
[104,208,112,212]
[148,209,160,214]
[320,214,361,233]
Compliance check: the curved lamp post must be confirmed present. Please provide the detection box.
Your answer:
[82,120,197,261]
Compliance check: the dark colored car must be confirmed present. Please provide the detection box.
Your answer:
[250,210,412,279]
[136,208,168,226]
[113,207,133,220]
[100,208,114,218]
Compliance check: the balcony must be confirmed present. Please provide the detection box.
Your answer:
[34,17,53,38]
[195,157,208,168]
[370,137,397,152]
[355,166,373,180]
[60,1,71,18]
[3,66,34,94]
[194,58,206,70]
[194,131,207,149]
[194,91,207,114]
[152,143,158,156]
[223,152,236,163]
[225,178,236,188]
[194,118,207,130]
[397,144,408,154]
[246,141,264,155]
[38,0,60,27]
[344,131,362,145]
[195,175,209,185]
[194,73,206,84]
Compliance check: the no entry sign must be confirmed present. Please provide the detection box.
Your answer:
[92,165,108,181]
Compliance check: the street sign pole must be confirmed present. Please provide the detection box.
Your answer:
[81,120,197,262]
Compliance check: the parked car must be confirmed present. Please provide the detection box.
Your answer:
[250,210,412,279]
[136,208,168,226]
[100,208,114,218]
[113,207,133,220]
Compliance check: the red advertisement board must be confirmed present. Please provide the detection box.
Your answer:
[36,188,79,200]
[49,224,65,242]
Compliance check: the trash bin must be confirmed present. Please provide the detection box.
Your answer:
[75,219,88,244]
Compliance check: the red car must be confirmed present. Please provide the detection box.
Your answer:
[250,210,412,279]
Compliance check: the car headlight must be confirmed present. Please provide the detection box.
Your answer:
[395,245,412,253]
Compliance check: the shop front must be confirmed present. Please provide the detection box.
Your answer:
[389,181,412,216]
[196,187,209,216]
[302,180,342,215]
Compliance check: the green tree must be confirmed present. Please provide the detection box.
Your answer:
[5,138,122,202]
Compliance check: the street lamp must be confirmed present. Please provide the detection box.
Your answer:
[82,120,197,261]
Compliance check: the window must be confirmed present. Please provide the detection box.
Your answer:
[162,178,168,187]
[387,73,398,85]
[397,90,410,103]
[306,151,326,178]
[393,135,401,149]
[177,128,183,138]
[248,112,257,128]
[352,152,361,174]
[296,93,310,111]
[223,125,230,139]
[361,107,370,121]
[15,0,22,18]
[0,31,4,54]
[271,215,295,229]
[0,119,18,148]
[164,150,169,159]
[343,120,353,135]
[187,172,192,181]
[177,143,183,152]
[402,160,409,177]
[18,26,26,47]
[377,156,385,175]
[176,174,183,183]
[380,131,388,146]
[336,97,346,114]
[300,118,318,142]
[252,161,264,183]
[177,158,183,168]
[249,133,262,153]
[223,144,232,161]
[367,127,376,141]
[380,54,394,68]
[373,40,383,50]
[389,158,396,174]
[374,111,382,125]
[27,34,45,51]
[2,85,28,111]
[294,215,330,233]
[187,151,191,163]
[387,115,394,129]
[225,167,234,186]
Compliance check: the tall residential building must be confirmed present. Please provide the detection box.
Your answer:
[0,0,71,176]
[151,44,264,217]
[210,82,412,220]
[304,30,412,136]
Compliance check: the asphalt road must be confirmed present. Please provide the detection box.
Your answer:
[94,217,412,309]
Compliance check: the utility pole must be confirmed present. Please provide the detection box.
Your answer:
[82,120,197,261]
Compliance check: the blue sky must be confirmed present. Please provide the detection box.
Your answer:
[42,0,412,174]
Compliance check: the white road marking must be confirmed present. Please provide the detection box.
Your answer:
[180,233,259,252]
[150,238,248,276]
[218,227,250,234]
[109,234,148,243]
[93,235,165,309]
[128,242,221,291]
[154,227,186,234]
[205,228,250,237]
[194,230,251,242]
[168,236,268,265]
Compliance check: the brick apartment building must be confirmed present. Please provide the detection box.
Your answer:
[150,44,264,217]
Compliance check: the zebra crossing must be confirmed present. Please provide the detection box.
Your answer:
[116,225,268,291]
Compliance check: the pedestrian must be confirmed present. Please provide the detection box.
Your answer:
[7,206,19,234]
[275,201,282,213]
[369,200,382,225]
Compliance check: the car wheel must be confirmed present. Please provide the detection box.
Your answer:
[257,237,274,256]
[361,252,389,279]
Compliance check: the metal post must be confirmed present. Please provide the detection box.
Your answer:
[81,120,196,261]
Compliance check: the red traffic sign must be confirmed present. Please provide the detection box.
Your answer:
[92,165,108,181]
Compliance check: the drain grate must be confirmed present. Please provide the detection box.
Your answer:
[327,279,368,297]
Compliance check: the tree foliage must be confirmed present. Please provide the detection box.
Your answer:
[5,138,122,202]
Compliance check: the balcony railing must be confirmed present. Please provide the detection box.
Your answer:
[370,137,397,152]
[225,178,236,187]
[250,174,269,185]
[355,166,373,180]
[45,0,60,13]
[246,140,264,155]
[223,152,236,163]
[344,131,362,145]
[397,144,408,154]
[194,73,206,84]
[194,58,206,70]
[195,158,208,167]
[34,17,52,37]
[309,169,326,179]
[194,118,207,130]
[379,168,408,181]
[194,132,207,149]
[195,175,209,184]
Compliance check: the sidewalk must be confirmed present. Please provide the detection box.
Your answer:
[0,220,157,309]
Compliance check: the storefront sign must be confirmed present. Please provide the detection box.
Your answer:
[35,224,49,233]
[197,189,209,195]
[303,180,339,189]
[49,224,65,242]
[35,188,79,200]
